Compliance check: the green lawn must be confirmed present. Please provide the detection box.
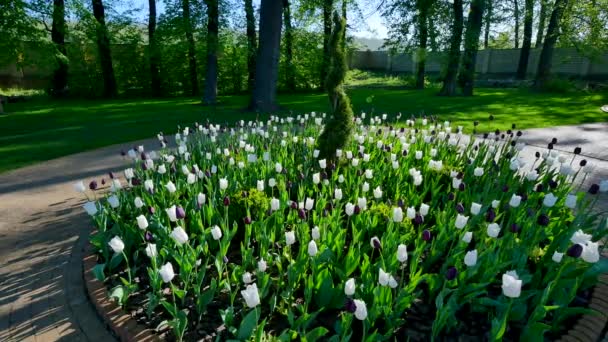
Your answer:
[1,87,606,173]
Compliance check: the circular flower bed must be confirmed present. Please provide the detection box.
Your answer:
[80,114,608,341]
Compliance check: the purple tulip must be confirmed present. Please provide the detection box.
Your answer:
[537,214,550,226]
[580,159,587,167]
[120,150,126,156]
[402,150,408,157]
[567,244,583,258]
[447,193,455,201]
[510,223,521,233]
[486,209,496,222]
[398,199,404,208]
[223,196,230,206]
[456,203,465,214]
[148,206,156,215]
[535,151,540,159]
[502,185,509,192]
[132,178,141,186]
[354,205,361,215]
[89,180,98,190]
[145,231,153,242]
[422,229,432,241]
[223,255,230,264]
[290,202,298,210]
[446,266,458,280]
[549,180,558,189]
[574,147,582,155]
[298,209,306,220]
[535,184,544,192]
[459,183,466,191]
[551,137,558,144]
[244,216,252,225]
[589,184,600,195]
[109,172,115,179]
[345,298,357,313]
[176,206,186,219]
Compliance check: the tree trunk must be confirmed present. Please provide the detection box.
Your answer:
[439,0,463,96]
[321,0,333,89]
[514,0,520,48]
[245,0,256,91]
[203,0,218,104]
[516,0,533,79]
[458,0,485,96]
[415,5,428,89]
[535,0,569,89]
[250,0,283,111]
[535,0,547,48]
[483,0,492,49]
[428,15,439,52]
[148,0,162,97]
[283,0,295,92]
[182,0,199,96]
[342,0,347,49]
[51,0,68,97]
[92,0,117,98]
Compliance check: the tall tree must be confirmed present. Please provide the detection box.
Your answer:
[535,0,548,47]
[92,0,117,97]
[513,0,520,48]
[318,11,353,160]
[148,0,162,96]
[321,0,333,89]
[182,0,199,95]
[250,0,283,111]
[283,0,296,92]
[415,0,429,89]
[516,0,533,79]
[458,0,485,96]
[439,0,463,96]
[203,0,219,104]
[483,0,492,49]
[245,0,256,91]
[535,0,569,88]
[51,0,68,97]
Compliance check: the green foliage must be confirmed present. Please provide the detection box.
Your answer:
[229,188,270,224]
[540,78,580,93]
[317,12,354,160]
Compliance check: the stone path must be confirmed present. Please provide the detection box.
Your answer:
[0,124,606,342]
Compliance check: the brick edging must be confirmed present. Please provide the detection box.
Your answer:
[82,242,161,342]
[83,242,608,341]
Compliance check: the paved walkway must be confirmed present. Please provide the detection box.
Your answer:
[0,124,606,342]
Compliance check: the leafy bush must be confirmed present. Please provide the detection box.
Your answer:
[81,114,608,341]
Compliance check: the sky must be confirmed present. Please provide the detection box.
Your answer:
[117,0,388,39]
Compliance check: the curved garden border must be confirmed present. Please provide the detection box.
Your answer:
[83,240,608,342]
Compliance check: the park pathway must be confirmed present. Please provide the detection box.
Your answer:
[0,123,606,342]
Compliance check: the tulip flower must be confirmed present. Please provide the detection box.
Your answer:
[211,225,222,240]
[379,268,390,286]
[370,236,381,249]
[170,226,189,245]
[166,205,178,222]
[145,243,157,258]
[124,168,134,179]
[600,180,608,192]
[159,262,175,283]
[345,278,355,296]
[108,236,125,254]
[285,231,296,245]
[509,194,522,208]
[305,198,314,210]
[543,193,557,207]
[312,226,320,240]
[345,203,355,216]
[256,180,264,192]
[198,193,206,206]
[157,164,167,174]
[219,178,228,191]
[353,299,368,320]
[83,201,98,216]
[108,195,120,208]
[565,194,577,209]
[464,250,477,267]
[393,207,404,222]
[397,244,408,262]
[335,188,343,200]
[582,242,600,263]
[258,259,267,272]
[144,180,154,192]
[365,169,373,179]
[275,163,282,173]
[241,283,261,308]
[501,271,522,298]
[571,230,592,245]
[473,167,484,177]
[552,251,563,263]
[308,240,318,257]
[357,197,367,210]
[373,186,383,199]
[165,181,176,193]
[419,203,429,216]
[406,207,416,219]
[462,231,472,243]
[338,175,345,183]
[470,203,482,215]
[491,200,500,208]
[487,223,501,238]
[74,181,86,193]
[242,272,253,284]
[362,182,370,192]
[136,215,148,229]
[455,214,469,229]
[319,159,327,169]
[446,266,458,280]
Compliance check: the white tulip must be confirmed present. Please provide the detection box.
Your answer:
[406,207,416,219]
[565,194,577,209]
[219,178,228,190]
[346,151,353,159]
[198,193,206,205]
[415,151,423,159]
[393,207,404,222]
[419,203,429,216]
[455,214,469,229]
[312,173,321,184]
[258,259,267,272]
[308,240,318,256]
[110,179,122,192]
[397,244,408,263]
[165,181,176,193]
[345,278,356,296]
[552,251,563,263]
[124,168,134,179]
[144,180,154,192]
[157,164,167,174]
[464,250,478,267]
[501,271,522,298]
[108,236,125,253]
[242,272,253,284]
[462,231,473,243]
[470,202,482,215]
[275,163,283,173]
[388,275,398,288]
[136,215,148,229]
[373,186,383,199]
[159,262,175,283]
[74,181,86,193]
[526,170,539,181]
[543,193,558,207]
[378,268,390,286]
[353,299,367,320]
[363,154,370,162]
[145,244,157,258]
[305,198,314,210]
[211,225,222,240]
[365,169,373,179]
[492,200,500,209]
[319,159,327,169]
[338,175,345,183]
[487,223,501,238]
[170,226,189,245]
[83,201,98,216]
[600,180,608,192]
[166,205,178,222]
[509,194,522,208]
[241,283,260,308]
[108,195,120,208]
[357,197,367,210]
[335,188,343,200]
[285,231,296,245]
[270,198,280,211]
[582,242,600,263]
[571,230,592,245]
[312,226,320,240]
[313,149,320,158]
[362,182,370,192]
[336,149,342,157]
[345,203,355,216]
[187,173,196,184]
[257,180,265,192]
[473,167,484,177]
[352,158,359,167]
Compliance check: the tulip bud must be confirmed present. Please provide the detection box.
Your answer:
[422,230,432,241]
[567,244,583,258]
[446,266,458,280]
[223,196,230,206]
[370,236,381,249]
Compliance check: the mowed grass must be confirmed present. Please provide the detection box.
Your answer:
[1,87,606,173]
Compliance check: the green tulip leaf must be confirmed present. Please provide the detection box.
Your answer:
[237,307,259,340]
